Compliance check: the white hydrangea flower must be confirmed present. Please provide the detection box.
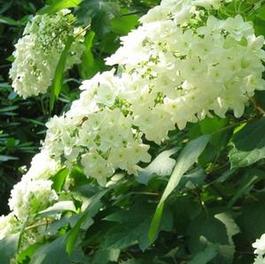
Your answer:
[45,115,79,159]
[253,255,265,264]
[41,71,152,185]
[253,234,265,256]
[0,213,18,240]
[8,179,58,220]
[253,234,265,264]
[139,0,223,24]
[23,149,60,180]
[107,8,265,143]
[108,142,151,174]
[66,70,123,123]
[9,10,85,98]
[81,151,114,186]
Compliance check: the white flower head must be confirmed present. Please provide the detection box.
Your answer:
[253,234,265,256]
[0,213,18,240]
[24,149,60,180]
[8,179,58,220]
[9,10,85,98]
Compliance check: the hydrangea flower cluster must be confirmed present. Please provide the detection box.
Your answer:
[0,149,60,239]
[9,179,58,220]
[44,70,151,186]
[107,5,265,143]
[9,10,85,98]
[8,150,60,220]
[253,234,265,264]
[42,0,265,188]
[1,0,265,251]
[0,213,18,240]
[139,0,223,24]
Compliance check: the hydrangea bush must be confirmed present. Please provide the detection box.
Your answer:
[1,0,265,263]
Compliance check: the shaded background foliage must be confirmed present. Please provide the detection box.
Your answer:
[2,1,265,263]
[0,0,45,214]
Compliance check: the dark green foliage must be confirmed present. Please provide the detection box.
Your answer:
[0,233,19,264]
[0,0,45,214]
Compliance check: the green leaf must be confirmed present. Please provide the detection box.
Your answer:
[99,32,119,54]
[17,218,29,253]
[0,105,19,112]
[214,212,240,262]
[198,117,231,165]
[227,169,263,208]
[199,117,228,135]
[256,5,265,21]
[92,248,120,264]
[159,135,210,205]
[216,245,235,264]
[137,148,178,185]
[0,155,18,162]
[179,168,206,189]
[215,213,240,245]
[66,213,91,256]
[0,234,19,264]
[16,243,43,264]
[49,37,74,112]
[0,2,12,15]
[148,203,165,244]
[111,14,139,34]
[102,202,173,252]
[79,31,99,79]
[149,135,210,242]
[66,190,107,255]
[237,197,265,242]
[187,213,229,254]
[0,16,22,26]
[188,244,218,264]
[39,0,82,14]
[30,233,87,263]
[53,168,69,192]
[38,201,76,217]
[30,236,71,264]
[120,259,145,264]
[229,118,265,168]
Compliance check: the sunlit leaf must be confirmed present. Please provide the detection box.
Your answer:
[149,135,210,242]
[39,0,82,14]
[49,36,74,112]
